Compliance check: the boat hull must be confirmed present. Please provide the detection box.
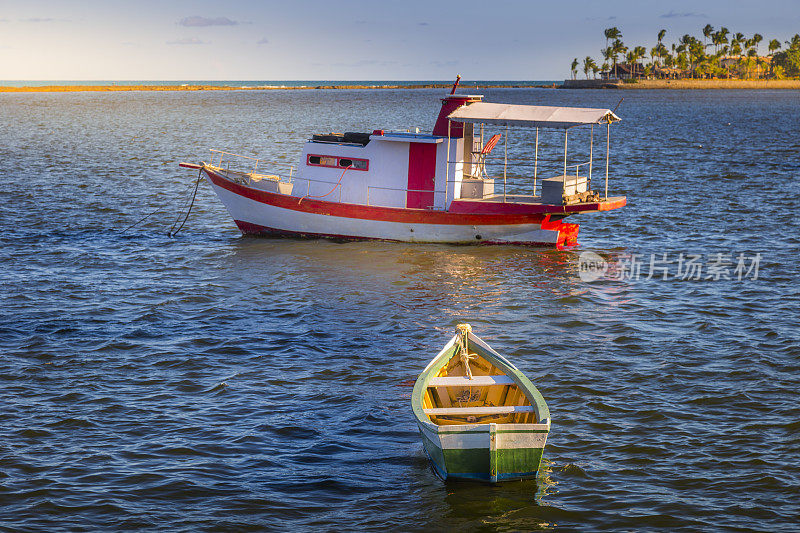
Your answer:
[411,332,551,483]
[417,421,548,482]
[203,167,580,247]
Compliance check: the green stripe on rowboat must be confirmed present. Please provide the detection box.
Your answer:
[418,425,446,472]
[443,447,544,477]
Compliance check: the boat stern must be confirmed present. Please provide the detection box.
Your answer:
[418,421,550,482]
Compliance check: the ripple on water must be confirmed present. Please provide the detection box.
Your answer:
[0,88,798,531]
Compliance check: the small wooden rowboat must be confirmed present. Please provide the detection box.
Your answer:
[412,324,550,482]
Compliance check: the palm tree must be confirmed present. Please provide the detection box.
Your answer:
[768,39,781,77]
[746,47,757,78]
[625,51,636,78]
[729,39,743,78]
[612,39,627,78]
[658,43,669,71]
[650,44,661,72]
[654,32,666,75]
[752,33,763,55]
[714,27,729,55]
[571,58,579,80]
[604,27,622,51]
[679,35,693,77]
[633,45,647,77]
[601,46,613,77]
[733,32,745,61]
[582,56,597,79]
[702,24,714,50]
[689,39,705,78]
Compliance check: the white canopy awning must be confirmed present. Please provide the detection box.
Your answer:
[447,102,621,129]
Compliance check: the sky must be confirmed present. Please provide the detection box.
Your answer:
[1,0,799,80]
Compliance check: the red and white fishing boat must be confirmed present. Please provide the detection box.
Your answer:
[181,78,625,248]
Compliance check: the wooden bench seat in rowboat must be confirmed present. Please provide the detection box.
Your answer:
[427,375,515,387]
[423,405,535,416]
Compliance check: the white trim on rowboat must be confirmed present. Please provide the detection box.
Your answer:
[423,405,535,416]
[427,375,515,387]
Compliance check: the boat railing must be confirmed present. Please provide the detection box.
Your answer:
[209,149,296,181]
[366,185,447,210]
[449,157,592,197]
[447,119,615,200]
[292,175,353,203]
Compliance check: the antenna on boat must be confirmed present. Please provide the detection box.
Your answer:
[450,74,461,95]
[612,97,624,113]
[456,323,475,380]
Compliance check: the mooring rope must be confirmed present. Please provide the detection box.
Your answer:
[168,168,203,237]
[120,178,197,234]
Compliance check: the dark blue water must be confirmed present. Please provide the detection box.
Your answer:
[1,88,799,531]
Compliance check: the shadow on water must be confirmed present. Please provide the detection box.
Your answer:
[413,458,562,531]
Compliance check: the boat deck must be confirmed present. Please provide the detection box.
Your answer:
[449,194,627,214]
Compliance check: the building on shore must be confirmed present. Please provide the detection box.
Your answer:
[599,62,645,80]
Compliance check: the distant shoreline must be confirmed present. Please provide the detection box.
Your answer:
[562,79,800,89]
[0,83,559,93]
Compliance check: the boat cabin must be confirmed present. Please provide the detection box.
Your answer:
[203,90,622,214]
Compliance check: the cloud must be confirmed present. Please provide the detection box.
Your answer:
[418,22,429,26]
[179,16,237,27]
[21,17,58,22]
[257,37,269,45]
[660,10,705,18]
[167,38,208,45]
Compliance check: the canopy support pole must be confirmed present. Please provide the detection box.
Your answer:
[605,122,610,200]
[533,127,539,197]
[589,124,594,189]
[503,124,508,202]
[479,123,484,177]
[446,120,451,207]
